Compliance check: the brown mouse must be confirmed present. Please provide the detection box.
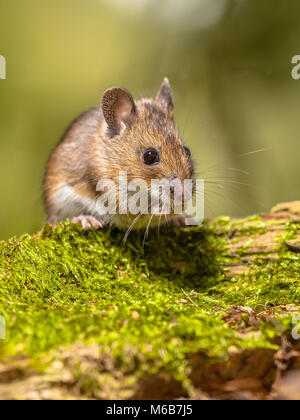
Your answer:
[43,78,195,232]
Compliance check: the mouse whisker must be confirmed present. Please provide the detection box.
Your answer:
[156,214,162,239]
[143,214,154,248]
[204,179,263,191]
[122,213,143,245]
[195,167,251,177]
[200,186,254,216]
[196,147,271,176]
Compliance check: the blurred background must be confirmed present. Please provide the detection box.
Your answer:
[0,0,299,239]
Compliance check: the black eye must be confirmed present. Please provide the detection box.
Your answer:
[184,146,191,159]
[143,148,160,165]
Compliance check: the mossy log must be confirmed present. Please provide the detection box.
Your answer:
[0,202,300,400]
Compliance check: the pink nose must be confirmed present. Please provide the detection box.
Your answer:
[170,180,193,202]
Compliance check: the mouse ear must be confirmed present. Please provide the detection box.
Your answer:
[101,87,136,134]
[156,77,174,114]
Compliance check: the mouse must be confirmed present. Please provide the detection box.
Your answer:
[43,78,195,232]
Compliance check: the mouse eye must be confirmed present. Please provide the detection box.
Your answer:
[143,148,160,165]
[184,146,191,159]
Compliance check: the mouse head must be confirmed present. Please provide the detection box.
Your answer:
[100,78,195,215]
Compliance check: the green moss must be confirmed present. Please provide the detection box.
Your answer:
[0,217,299,394]
[213,214,267,236]
[276,220,300,251]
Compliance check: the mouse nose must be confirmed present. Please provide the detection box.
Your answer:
[170,175,183,201]
[170,175,177,193]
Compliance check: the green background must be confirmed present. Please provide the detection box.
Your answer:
[0,0,299,240]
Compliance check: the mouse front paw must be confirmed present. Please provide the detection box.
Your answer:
[171,215,187,227]
[72,215,104,231]
[171,215,198,227]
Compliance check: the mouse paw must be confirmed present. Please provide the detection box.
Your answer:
[72,215,104,230]
[171,215,198,227]
[171,215,187,227]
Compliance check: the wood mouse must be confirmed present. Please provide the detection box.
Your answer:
[43,78,195,231]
